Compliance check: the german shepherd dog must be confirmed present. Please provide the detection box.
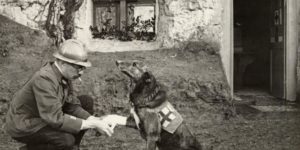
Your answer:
[116,60,202,150]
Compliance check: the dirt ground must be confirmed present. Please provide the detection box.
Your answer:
[1,15,300,150]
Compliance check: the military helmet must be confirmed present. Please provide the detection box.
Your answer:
[53,39,92,67]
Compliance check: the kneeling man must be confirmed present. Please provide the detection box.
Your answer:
[5,39,121,150]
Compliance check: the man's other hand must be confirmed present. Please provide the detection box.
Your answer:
[81,116,114,136]
[93,119,114,137]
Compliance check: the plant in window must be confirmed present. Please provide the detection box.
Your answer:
[91,3,156,41]
[133,15,155,41]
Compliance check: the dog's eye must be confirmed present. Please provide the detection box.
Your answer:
[132,62,137,67]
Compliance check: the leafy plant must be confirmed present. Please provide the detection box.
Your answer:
[90,14,156,41]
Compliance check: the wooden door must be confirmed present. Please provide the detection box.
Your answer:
[270,0,285,99]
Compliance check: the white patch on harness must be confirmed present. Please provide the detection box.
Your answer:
[162,121,170,127]
[169,114,176,120]
[161,107,169,115]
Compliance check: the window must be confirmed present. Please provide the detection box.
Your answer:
[94,3,118,32]
[91,0,157,41]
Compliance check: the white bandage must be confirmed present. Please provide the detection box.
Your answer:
[102,115,127,126]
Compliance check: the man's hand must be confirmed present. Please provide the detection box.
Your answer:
[86,115,98,121]
[81,116,114,136]
[93,119,114,137]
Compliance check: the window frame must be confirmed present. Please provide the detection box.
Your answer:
[92,0,157,40]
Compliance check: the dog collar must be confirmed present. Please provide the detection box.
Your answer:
[131,85,167,108]
[145,86,160,102]
[135,86,160,107]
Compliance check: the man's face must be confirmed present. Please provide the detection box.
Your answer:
[61,62,86,80]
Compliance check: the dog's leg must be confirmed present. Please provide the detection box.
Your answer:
[138,108,161,150]
[146,140,158,150]
[125,113,139,129]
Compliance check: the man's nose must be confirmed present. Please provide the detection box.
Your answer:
[78,70,84,75]
[116,60,123,67]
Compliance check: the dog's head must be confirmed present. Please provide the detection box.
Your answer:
[116,60,165,108]
[115,60,147,82]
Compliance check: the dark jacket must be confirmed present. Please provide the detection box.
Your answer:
[5,62,91,137]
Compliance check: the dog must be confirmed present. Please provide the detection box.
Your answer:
[116,60,202,150]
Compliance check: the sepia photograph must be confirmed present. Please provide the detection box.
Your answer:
[0,0,299,150]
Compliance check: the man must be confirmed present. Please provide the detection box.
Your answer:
[5,39,122,150]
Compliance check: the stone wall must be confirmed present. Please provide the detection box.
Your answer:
[74,0,93,44]
[0,0,225,52]
[0,0,231,97]
[0,0,49,29]
[157,0,223,49]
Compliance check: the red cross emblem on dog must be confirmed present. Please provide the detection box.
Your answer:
[159,106,176,127]
[157,102,183,133]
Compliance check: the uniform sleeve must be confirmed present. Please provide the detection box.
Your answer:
[32,75,82,133]
[63,82,91,119]
[63,100,91,119]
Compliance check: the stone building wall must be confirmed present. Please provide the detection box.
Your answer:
[157,0,223,49]
[0,0,49,29]
[0,0,224,51]
[74,0,93,44]
[0,0,231,93]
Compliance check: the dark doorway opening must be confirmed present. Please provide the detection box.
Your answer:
[233,0,271,93]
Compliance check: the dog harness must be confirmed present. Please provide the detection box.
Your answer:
[131,101,183,134]
[155,101,183,134]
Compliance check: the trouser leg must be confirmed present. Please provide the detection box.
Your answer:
[14,95,94,150]
[14,126,76,150]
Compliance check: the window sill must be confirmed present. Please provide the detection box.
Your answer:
[87,39,161,52]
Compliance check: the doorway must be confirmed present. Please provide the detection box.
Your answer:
[234,0,272,94]
[227,0,300,101]
[232,0,297,101]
